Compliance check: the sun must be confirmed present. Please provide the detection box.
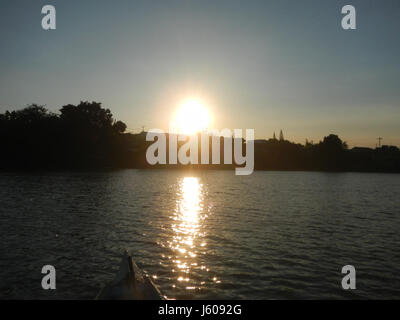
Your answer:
[171,99,210,135]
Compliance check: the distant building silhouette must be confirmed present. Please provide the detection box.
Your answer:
[0,103,399,172]
[279,130,284,141]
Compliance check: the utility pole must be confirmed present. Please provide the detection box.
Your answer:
[377,137,383,148]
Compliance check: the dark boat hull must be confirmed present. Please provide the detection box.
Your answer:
[96,251,164,300]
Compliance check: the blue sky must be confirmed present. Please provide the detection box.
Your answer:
[1,0,399,147]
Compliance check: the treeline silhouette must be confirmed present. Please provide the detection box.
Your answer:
[0,102,399,172]
[0,102,131,169]
[253,135,400,172]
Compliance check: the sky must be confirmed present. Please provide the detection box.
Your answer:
[0,0,399,147]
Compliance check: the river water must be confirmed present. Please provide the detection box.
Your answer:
[0,170,399,299]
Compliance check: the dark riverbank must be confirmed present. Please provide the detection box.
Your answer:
[1,102,399,172]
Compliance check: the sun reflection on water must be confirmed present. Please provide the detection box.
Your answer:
[169,177,209,291]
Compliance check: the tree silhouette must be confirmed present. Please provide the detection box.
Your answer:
[0,103,399,172]
[113,120,127,134]
[60,101,114,131]
[320,134,348,151]
[0,102,129,169]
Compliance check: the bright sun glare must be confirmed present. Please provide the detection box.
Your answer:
[171,99,210,135]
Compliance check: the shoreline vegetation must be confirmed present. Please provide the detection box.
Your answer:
[1,101,399,172]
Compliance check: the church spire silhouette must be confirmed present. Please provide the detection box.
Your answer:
[279,130,284,141]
